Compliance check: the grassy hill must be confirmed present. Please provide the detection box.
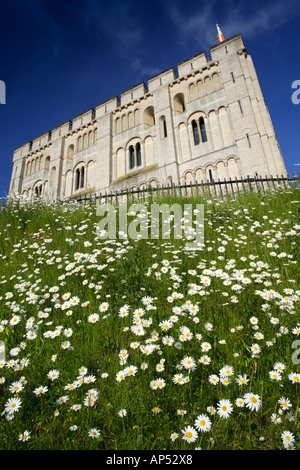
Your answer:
[0,185,299,450]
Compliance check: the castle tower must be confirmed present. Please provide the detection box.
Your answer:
[8,32,287,200]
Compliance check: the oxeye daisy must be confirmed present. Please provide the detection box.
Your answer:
[271,413,281,424]
[88,428,100,439]
[71,404,82,411]
[208,374,219,385]
[33,385,48,396]
[181,425,198,443]
[47,369,60,381]
[220,365,234,377]
[116,371,126,382]
[181,356,196,371]
[78,366,88,376]
[8,381,24,394]
[155,363,164,372]
[278,397,292,410]
[243,393,261,411]
[88,313,99,323]
[172,374,185,385]
[152,406,161,414]
[4,397,22,414]
[194,414,212,432]
[199,355,211,365]
[288,372,300,383]
[281,431,295,448]
[236,398,245,407]
[157,378,166,389]
[236,374,249,385]
[269,370,282,381]
[150,380,158,390]
[124,365,138,377]
[217,399,233,419]
[18,430,31,441]
[220,377,231,386]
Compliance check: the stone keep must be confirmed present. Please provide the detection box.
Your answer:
[8,33,287,200]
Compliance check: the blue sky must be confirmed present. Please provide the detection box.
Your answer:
[0,0,300,198]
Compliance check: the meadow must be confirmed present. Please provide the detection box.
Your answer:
[0,184,299,450]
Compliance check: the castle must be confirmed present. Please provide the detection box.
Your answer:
[8,33,287,200]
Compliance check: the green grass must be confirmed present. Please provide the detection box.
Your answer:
[0,186,299,450]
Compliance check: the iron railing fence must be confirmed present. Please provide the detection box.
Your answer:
[71,175,300,206]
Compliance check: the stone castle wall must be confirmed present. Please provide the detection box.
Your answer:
[8,34,287,200]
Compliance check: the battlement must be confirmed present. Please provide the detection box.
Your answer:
[13,34,246,160]
[147,68,176,92]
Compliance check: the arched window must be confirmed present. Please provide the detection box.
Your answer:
[122,115,128,131]
[50,166,56,186]
[128,112,133,128]
[159,116,167,138]
[200,117,207,142]
[75,166,85,191]
[67,144,74,163]
[45,156,50,171]
[191,117,207,145]
[75,168,80,190]
[204,76,212,94]
[136,142,141,166]
[115,118,121,134]
[173,93,185,113]
[197,80,205,97]
[192,120,200,145]
[246,133,251,148]
[163,119,167,137]
[83,133,88,149]
[88,131,93,147]
[144,106,155,127]
[80,167,84,188]
[189,83,197,101]
[35,157,39,172]
[134,109,140,125]
[128,142,142,170]
[212,73,221,90]
[34,184,42,197]
[129,146,135,169]
[77,136,83,152]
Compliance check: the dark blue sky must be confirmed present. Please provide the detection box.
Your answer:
[1,0,300,198]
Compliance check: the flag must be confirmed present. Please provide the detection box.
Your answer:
[216,24,225,42]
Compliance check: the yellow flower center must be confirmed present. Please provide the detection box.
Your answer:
[186,432,193,439]
[250,397,257,403]
[200,420,206,426]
